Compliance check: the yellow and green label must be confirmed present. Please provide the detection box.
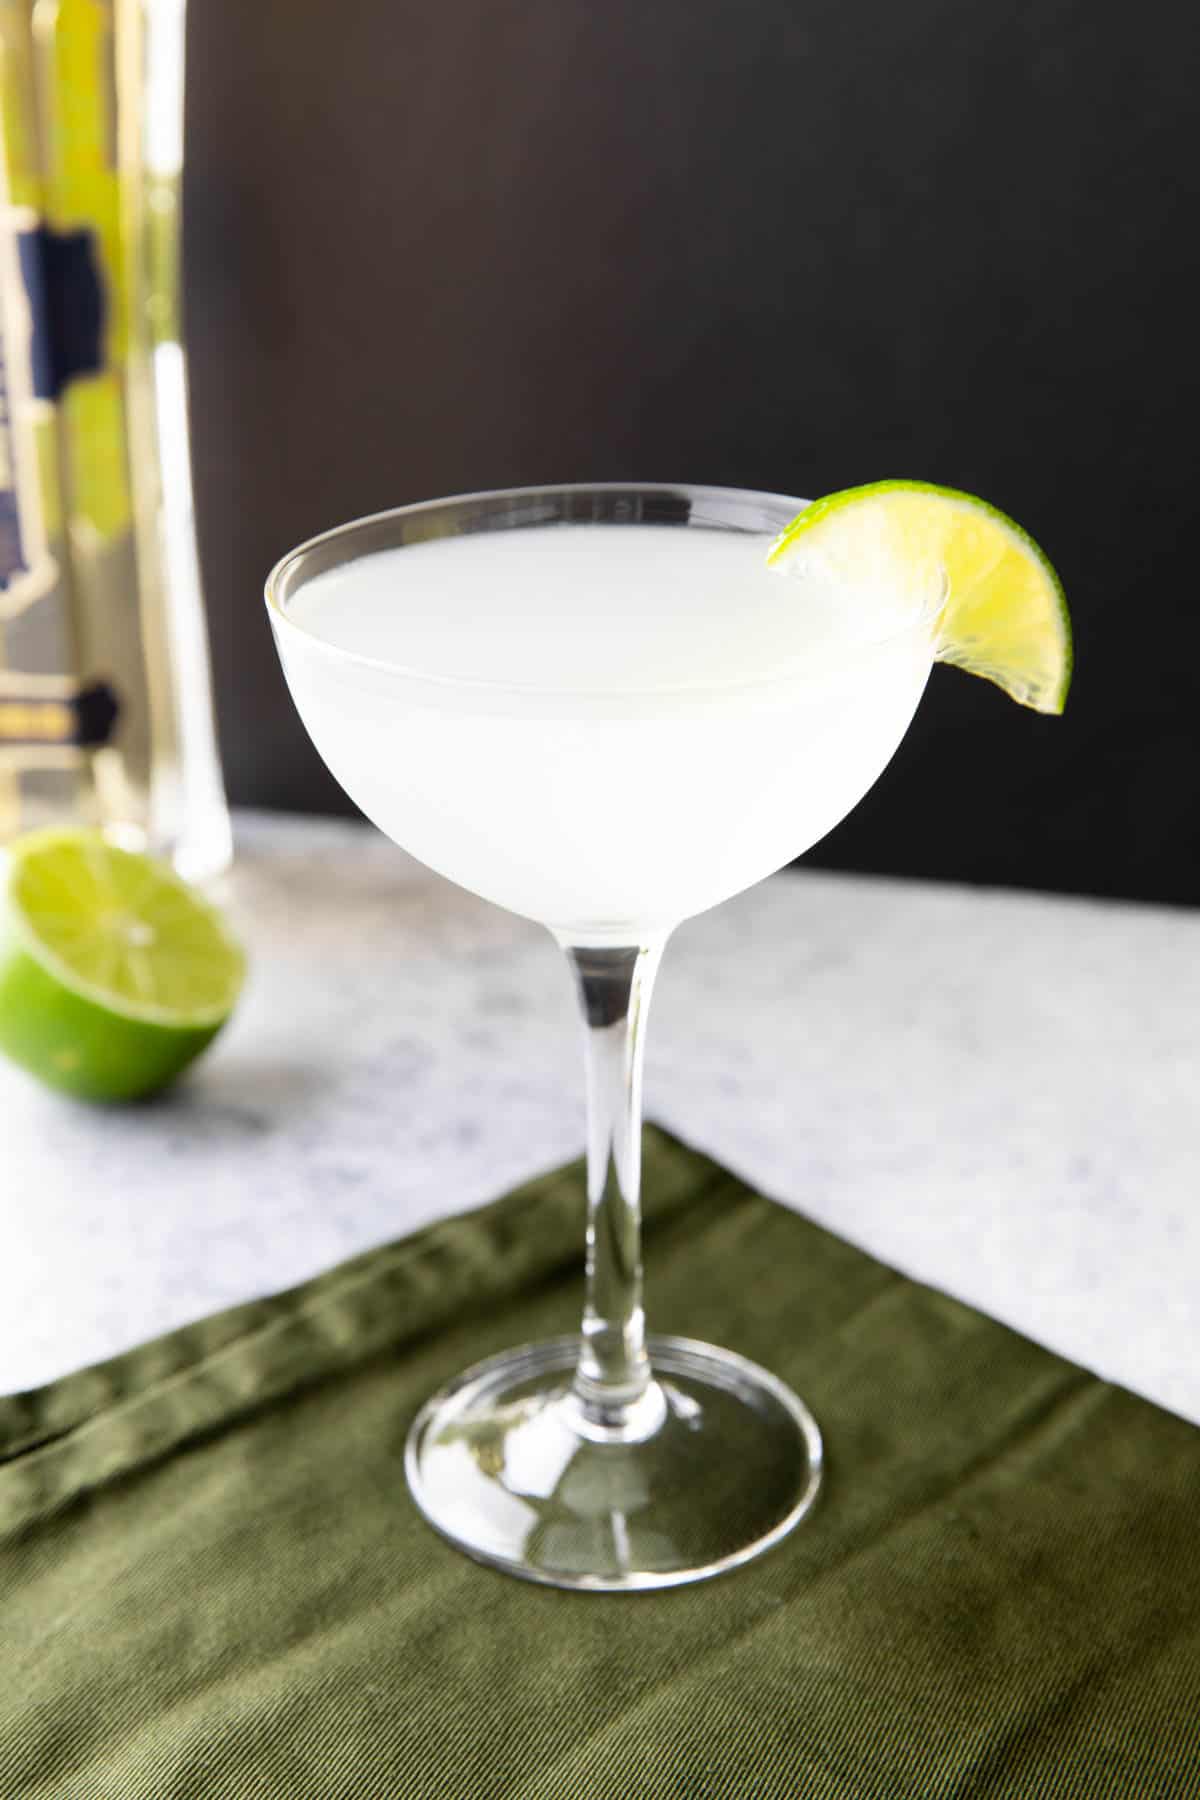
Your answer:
[32,0,132,544]
[0,0,60,615]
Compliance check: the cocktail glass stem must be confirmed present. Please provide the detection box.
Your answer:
[565,941,667,1440]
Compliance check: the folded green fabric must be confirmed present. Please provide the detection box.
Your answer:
[2,1128,1198,1799]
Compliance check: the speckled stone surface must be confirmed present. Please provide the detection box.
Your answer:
[3,810,1197,1424]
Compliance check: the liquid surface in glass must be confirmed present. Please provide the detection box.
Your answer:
[277,523,933,941]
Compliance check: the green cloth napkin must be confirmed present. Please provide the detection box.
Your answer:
[3,1128,1199,1799]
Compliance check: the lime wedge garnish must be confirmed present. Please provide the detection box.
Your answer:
[0,829,245,1101]
[768,480,1072,713]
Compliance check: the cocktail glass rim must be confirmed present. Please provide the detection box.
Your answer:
[265,479,926,697]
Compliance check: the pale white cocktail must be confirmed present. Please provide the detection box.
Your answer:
[266,484,935,1590]
[275,517,931,943]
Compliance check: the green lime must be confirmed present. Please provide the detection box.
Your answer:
[768,480,1072,713]
[0,829,245,1101]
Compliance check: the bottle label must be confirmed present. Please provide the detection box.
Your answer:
[0,672,119,747]
[18,223,105,402]
[0,95,119,757]
[0,203,58,620]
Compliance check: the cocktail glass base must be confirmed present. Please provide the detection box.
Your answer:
[405,1334,823,1591]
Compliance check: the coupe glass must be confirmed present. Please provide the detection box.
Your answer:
[265,483,933,1590]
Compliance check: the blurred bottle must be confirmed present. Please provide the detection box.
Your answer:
[0,0,229,882]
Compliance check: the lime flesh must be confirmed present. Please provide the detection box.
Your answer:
[0,830,245,1101]
[768,480,1072,714]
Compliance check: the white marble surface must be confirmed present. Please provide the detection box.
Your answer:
[2,810,1197,1425]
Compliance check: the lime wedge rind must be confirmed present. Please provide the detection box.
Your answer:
[768,480,1072,716]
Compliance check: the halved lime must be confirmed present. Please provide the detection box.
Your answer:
[0,829,245,1101]
[768,480,1072,713]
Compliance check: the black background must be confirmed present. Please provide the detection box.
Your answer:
[185,0,1199,904]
